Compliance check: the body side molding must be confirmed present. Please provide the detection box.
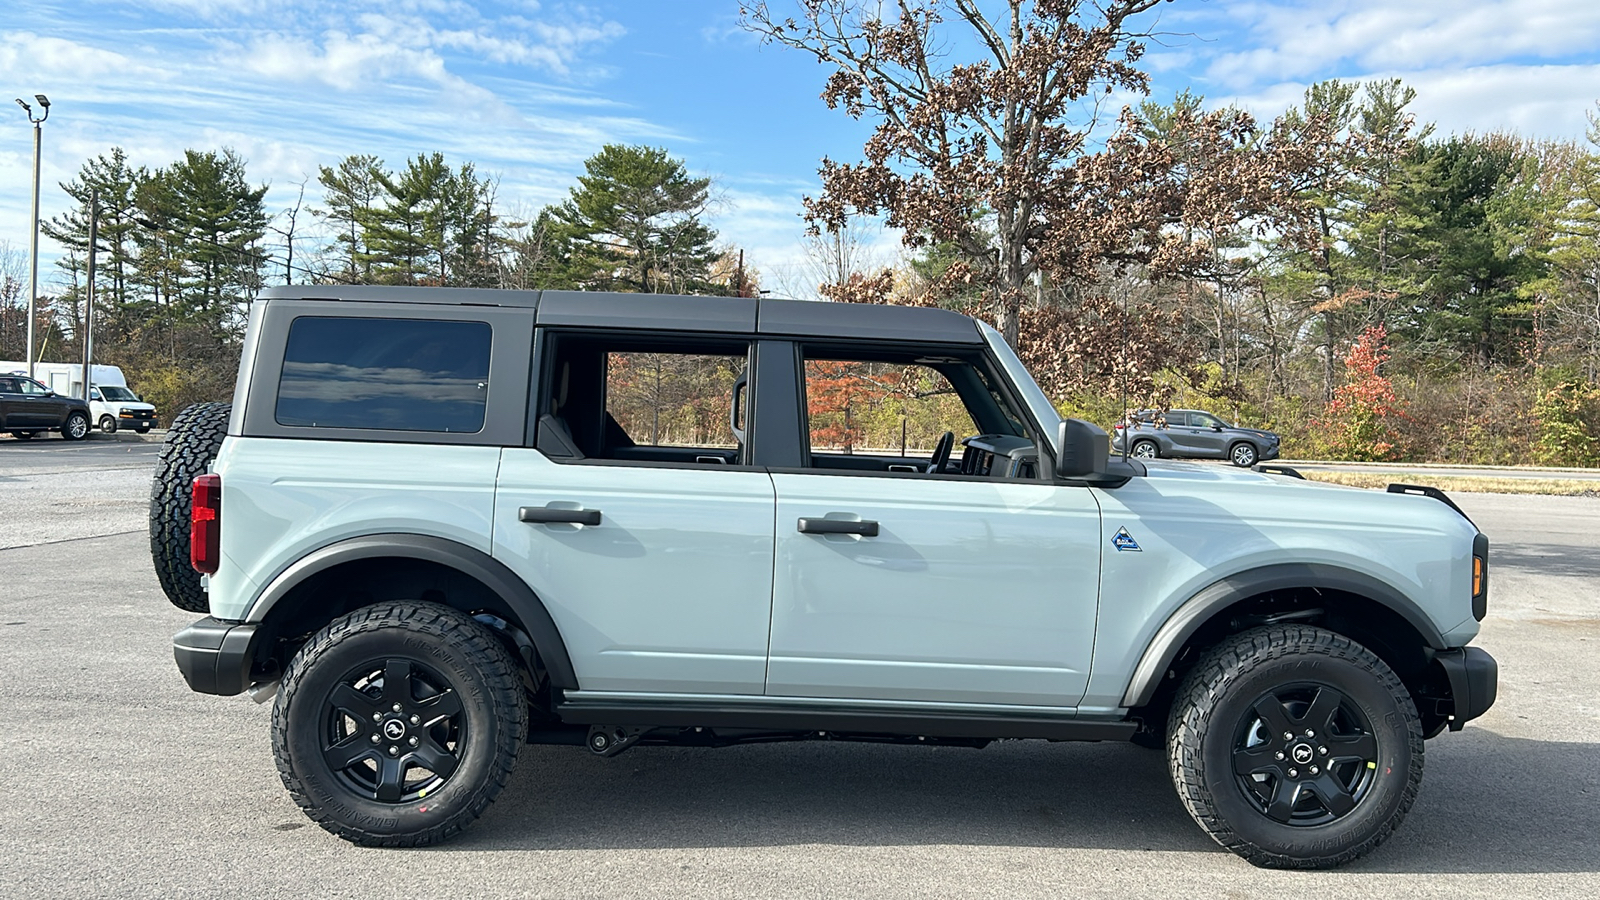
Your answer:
[246,532,578,689]
[1121,563,1448,708]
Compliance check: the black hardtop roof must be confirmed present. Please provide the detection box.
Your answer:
[257,286,983,345]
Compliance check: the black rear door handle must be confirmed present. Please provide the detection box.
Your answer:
[520,506,602,526]
[797,517,879,537]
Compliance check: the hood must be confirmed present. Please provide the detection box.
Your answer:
[1128,459,1477,539]
[1230,427,1279,441]
[1137,459,1340,489]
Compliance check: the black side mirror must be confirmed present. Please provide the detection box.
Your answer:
[1056,418,1109,478]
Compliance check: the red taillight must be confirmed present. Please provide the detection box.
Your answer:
[190,474,221,574]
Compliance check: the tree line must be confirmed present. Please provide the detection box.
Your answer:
[743,0,1600,466]
[5,0,1600,465]
[0,142,747,415]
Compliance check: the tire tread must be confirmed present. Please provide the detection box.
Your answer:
[1165,625,1423,869]
[270,601,526,847]
[148,402,231,612]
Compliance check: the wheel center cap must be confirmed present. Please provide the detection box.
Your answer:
[1291,743,1314,765]
[382,719,407,741]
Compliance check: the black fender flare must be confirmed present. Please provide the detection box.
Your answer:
[247,533,578,689]
[1121,563,1447,708]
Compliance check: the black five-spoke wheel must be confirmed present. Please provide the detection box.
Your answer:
[273,601,525,846]
[321,658,467,803]
[1232,684,1377,826]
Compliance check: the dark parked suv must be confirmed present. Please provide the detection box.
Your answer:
[0,374,92,440]
[1112,408,1281,467]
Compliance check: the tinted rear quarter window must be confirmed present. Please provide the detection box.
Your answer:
[276,316,491,433]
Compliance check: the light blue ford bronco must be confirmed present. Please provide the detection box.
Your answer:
[152,286,1496,867]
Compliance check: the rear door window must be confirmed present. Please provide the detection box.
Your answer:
[535,332,751,466]
[275,316,492,433]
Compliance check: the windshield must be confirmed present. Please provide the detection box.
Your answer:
[99,385,138,401]
[978,320,1061,453]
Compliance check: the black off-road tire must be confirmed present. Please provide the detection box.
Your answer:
[1166,625,1423,869]
[61,411,90,441]
[272,601,526,847]
[149,402,231,612]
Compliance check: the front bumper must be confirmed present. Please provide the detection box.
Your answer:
[1434,646,1498,730]
[118,412,157,430]
[1261,443,1280,461]
[173,617,259,695]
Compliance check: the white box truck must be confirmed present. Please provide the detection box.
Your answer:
[0,362,158,433]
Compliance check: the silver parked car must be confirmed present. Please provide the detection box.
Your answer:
[1112,408,1282,467]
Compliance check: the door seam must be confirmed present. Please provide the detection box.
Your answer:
[762,467,779,696]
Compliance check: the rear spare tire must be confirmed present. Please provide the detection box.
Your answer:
[150,402,231,613]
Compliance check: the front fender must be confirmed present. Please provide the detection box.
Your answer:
[1119,563,1447,708]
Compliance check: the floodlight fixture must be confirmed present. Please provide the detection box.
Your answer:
[14,98,29,114]
[35,94,50,108]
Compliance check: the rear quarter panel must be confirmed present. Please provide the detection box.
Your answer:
[207,437,502,621]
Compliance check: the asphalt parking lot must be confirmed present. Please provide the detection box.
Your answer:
[1,441,1596,899]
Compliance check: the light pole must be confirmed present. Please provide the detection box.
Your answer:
[83,192,98,401]
[15,93,49,380]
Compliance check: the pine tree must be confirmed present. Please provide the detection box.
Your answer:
[158,149,270,333]
[314,155,384,283]
[552,144,719,294]
[41,148,150,338]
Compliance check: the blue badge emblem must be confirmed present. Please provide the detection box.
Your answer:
[1112,527,1142,552]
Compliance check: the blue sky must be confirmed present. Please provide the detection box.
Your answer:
[4,0,1600,297]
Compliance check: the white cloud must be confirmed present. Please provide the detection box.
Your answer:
[1191,0,1600,89]
[0,32,164,83]
[1145,1,1600,141]
[0,2,641,287]
[1359,63,1600,138]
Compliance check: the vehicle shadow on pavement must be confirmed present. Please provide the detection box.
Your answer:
[452,729,1598,873]
[463,739,1219,855]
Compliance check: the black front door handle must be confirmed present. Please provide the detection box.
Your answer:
[797,517,879,537]
[520,506,602,526]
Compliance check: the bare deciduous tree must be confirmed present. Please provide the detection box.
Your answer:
[742,0,1329,344]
